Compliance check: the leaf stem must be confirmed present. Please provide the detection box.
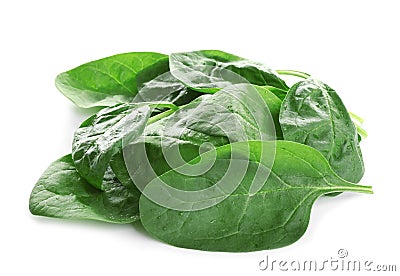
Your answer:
[147,108,176,125]
[276,70,311,79]
[348,111,368,138]
[332,184,373,195]
[354,123,368,139]
[147,102,179,111]
[349,111,365,124]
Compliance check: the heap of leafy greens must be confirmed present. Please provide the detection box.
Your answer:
[30,50,372,252]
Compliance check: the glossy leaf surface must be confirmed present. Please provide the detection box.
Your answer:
[72,103,153,189]
[111,85,282,189]
[140,141,372,252]
[29,50,372,252]
[169,50,289,93]
[279,79,364,183]
[29,155,141,223]
[134,70,202,106]
[56,52,167,108]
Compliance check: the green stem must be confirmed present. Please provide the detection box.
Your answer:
[324,184,373,195]
[341,184,373,194]
[354,123,368,139]
[276,70,311,79]
[147,102,179,111]
[349,111,365,124]
[348,111,368,138]
[147,108,177,125]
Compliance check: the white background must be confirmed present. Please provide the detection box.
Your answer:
[1,0,399,275]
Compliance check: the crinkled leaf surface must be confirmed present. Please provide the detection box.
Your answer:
[279,79,364,183]
[169,50,289,93]
[29,155,141,223]
[111,85,282,189]
[134,70,201,106]
[55,52,167,108]
[139,141,372,252]
[72,103,152,189]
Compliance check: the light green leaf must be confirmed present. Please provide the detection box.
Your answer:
[55,52,167,108]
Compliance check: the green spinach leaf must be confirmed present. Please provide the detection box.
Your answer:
[279,79,364,183]
[134,70,202,106]
[169,50,289,93]
[139,140,372,252]
[29,155,141,223]
[30,49,372,252]
[55,52,167,108]
[111,85,282,189]
[260,85,288,101]
[72,102,175,189]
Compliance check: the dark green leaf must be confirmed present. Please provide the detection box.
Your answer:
[55,52,167,108]
[111,85,282,189]
[255,86,283,139]
[30,50,371,252]
[139,141,372,252]
[29,155,141,223]
[279,79,364,183]
[169,50,289,93]
[72,103,153,189]
[134,70,202,106]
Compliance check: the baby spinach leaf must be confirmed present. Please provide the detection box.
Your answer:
[29,155,141,223]
[30,49,371,251]
[134,71,202,106]
[255,86,283,138]
[72,103,160,189]
[139,140,372,252]
[135,56,170,91]
[279,79,364,183]
[111,84,282,189]
[169,50,289,93]
[55,52,167,108]
[146,84,281,143]
[260,85,288,101]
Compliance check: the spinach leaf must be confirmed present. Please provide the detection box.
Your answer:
[29,155,141,223]
[260,85,288,101]
[279,79,364,183]
[135,56,170,91]
[111,84,282,189]
[255,86,283,138]
[139,140,372,252]
[169,50,289,93]
[55,52,167,108]
[134,70,202,106]
[30,49,372,251]
[72,102,177,189]
[145,84,281,143]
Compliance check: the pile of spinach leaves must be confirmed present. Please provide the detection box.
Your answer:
[30,50,372,252]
